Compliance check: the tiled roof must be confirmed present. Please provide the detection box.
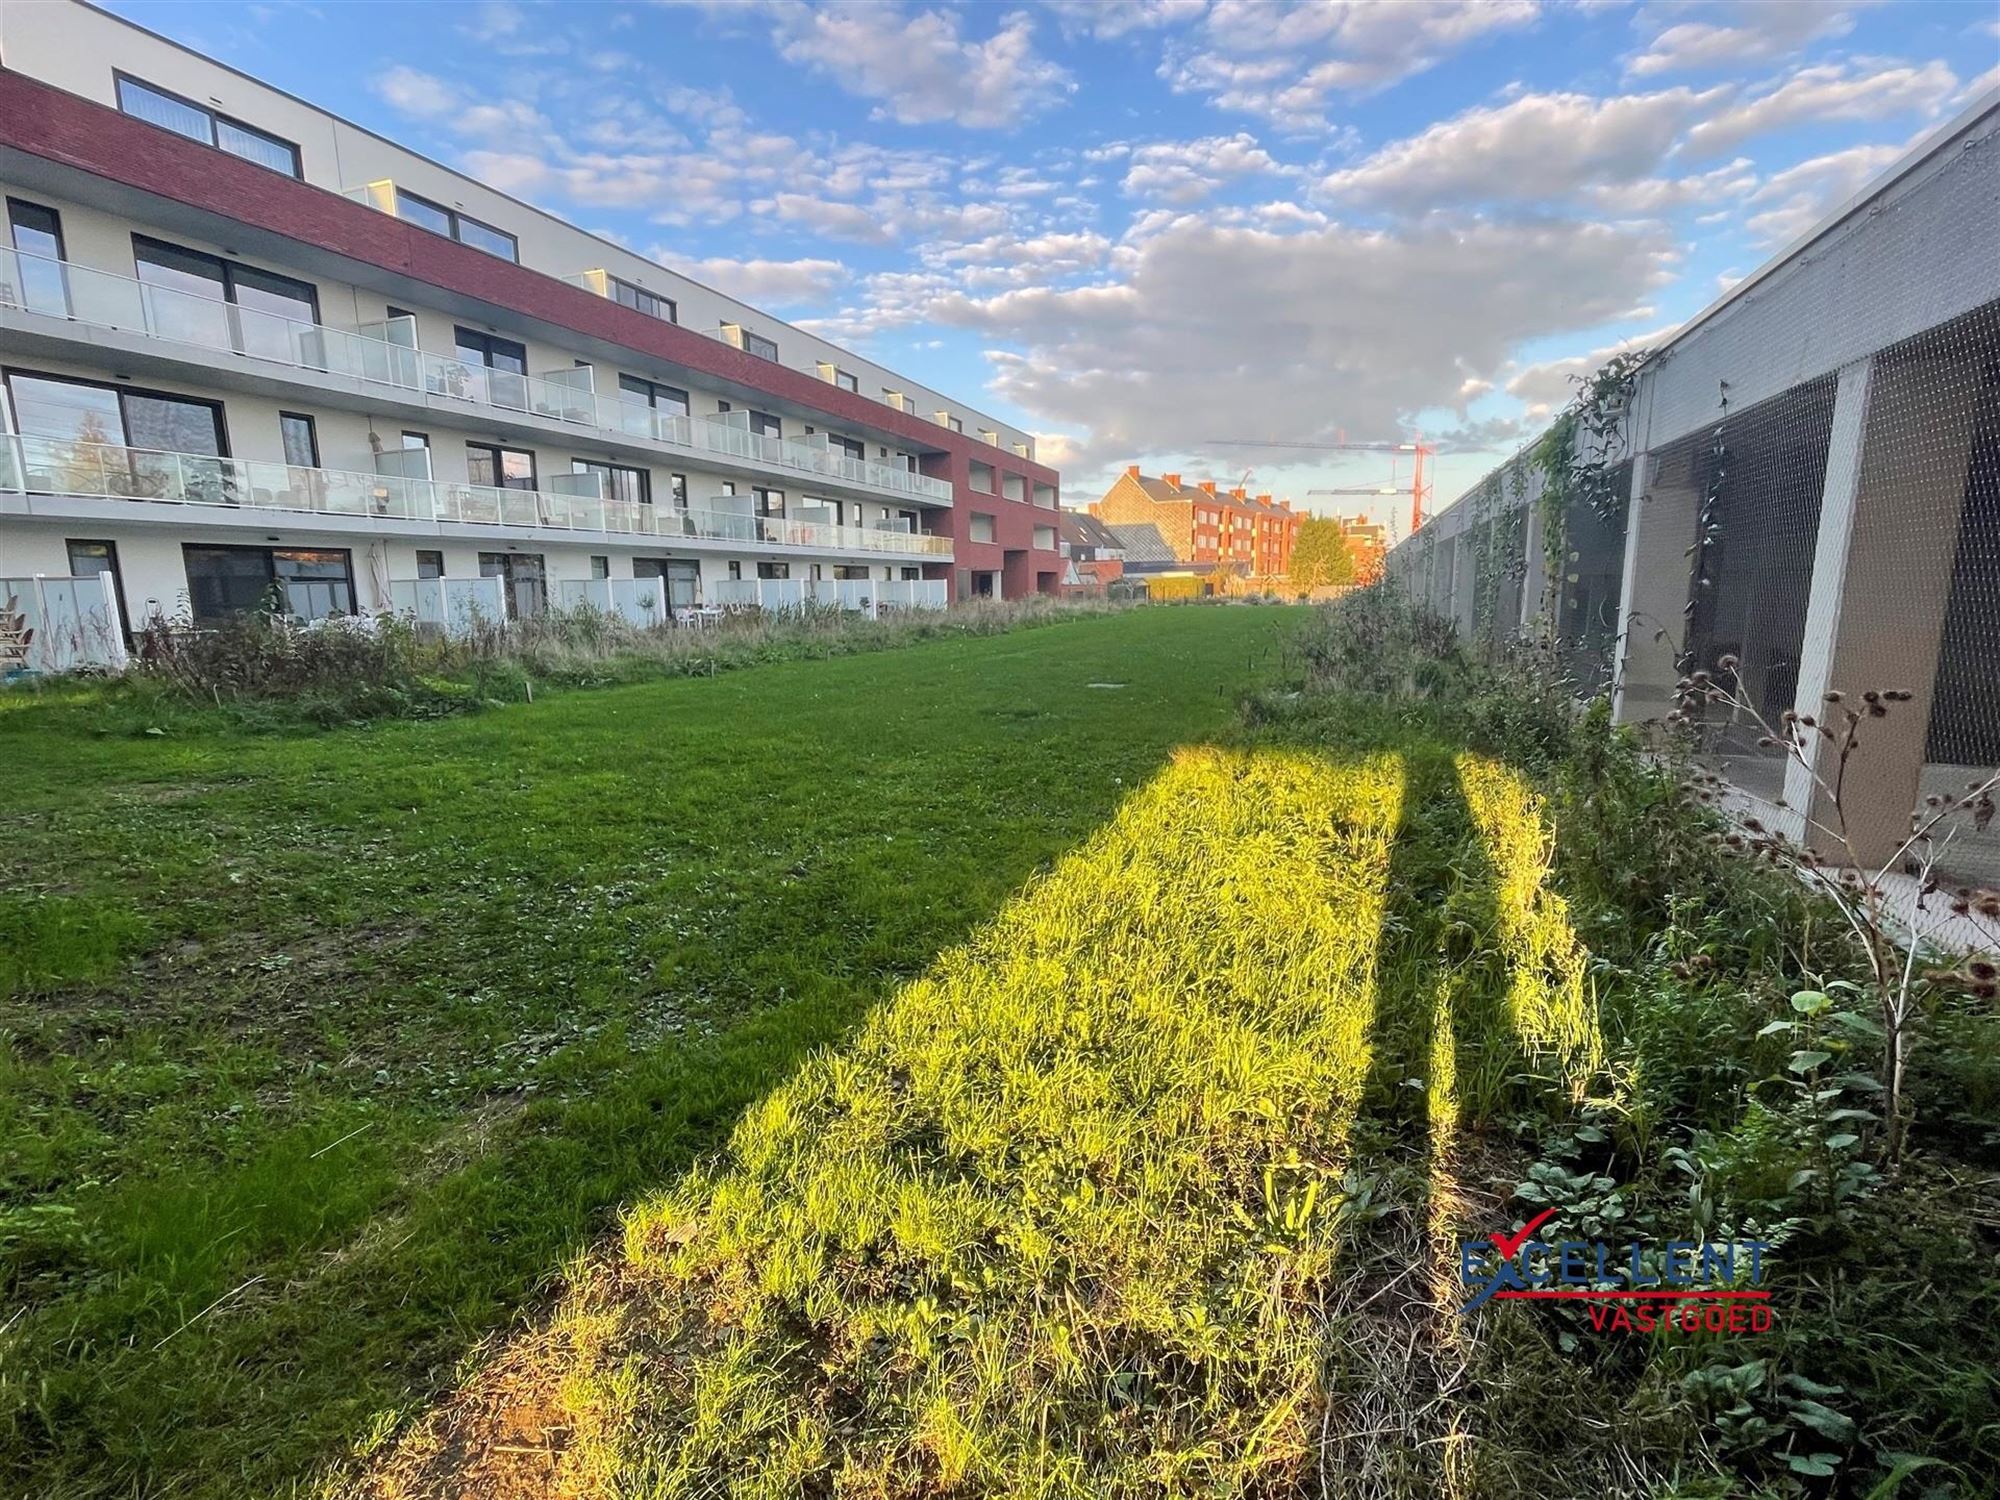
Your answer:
[1105,522,1177,564]
[1060,510,1124,552]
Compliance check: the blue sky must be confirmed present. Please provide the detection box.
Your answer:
[108,0,2000,526]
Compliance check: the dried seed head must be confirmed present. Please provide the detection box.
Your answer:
[1824,690,1844,704]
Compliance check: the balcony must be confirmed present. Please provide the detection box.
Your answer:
[0,435,956,559]
[711,578,947,612]
[0,248,954,506]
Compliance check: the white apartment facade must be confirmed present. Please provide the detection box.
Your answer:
[0,1,1064,645]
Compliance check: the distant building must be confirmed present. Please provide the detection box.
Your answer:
[1090,468,1302,583]
[1336,513,1388,584]
[1058,511,1126,594]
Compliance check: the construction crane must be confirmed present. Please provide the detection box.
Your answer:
[1207,436,1434,534]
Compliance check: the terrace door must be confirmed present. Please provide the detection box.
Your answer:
[635,557,699,610]
[479,551,546,619]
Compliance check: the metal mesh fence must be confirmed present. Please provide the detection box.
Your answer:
[1390,101,1999,886]
[1674,376,1839,799]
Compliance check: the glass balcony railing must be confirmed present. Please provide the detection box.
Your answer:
[1,435,954,557]
[0,248,955,505]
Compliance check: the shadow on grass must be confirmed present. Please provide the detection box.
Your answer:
[0,609,1301,1500]
[357,742,1409,1497]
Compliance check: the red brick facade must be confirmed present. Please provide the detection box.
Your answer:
[1090,467,1302,582]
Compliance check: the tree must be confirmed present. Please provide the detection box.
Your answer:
[1287,517,1358,591]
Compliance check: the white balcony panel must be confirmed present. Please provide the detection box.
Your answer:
[388,576,505,635]
[0,248,955,507]
[0,572,127,673]
[1,437,954,562]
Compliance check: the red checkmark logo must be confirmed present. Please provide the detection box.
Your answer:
[1490,1208,1557,1261]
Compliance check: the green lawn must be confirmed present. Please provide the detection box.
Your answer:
[0,606,1298,1499]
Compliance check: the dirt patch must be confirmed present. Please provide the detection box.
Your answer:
[340,1257,640,1500]
[350,1324,579,1500]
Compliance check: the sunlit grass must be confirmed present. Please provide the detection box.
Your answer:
[1454,754,1603,1099]
[531,746,1408,1497]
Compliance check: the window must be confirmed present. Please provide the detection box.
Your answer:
[830,434,865,462]
[833,565,870,581]
[882,388,905,411]
[619,374,689,416]
[466,442,537,491]
[4,369,227,457]
[590,555,610,580]
[741,330,778,362]
[669,473,688,509]
[478,551,546,619]
[836,369,859,392]
[7,198,67,314]
[116,75,302,177]
[416,549,445,580]
[65,539,128,627]
[968,512,996,544]
[901,566,921,581]
[748,411,782,440]
[727,561,742,581]
[753,487,784,518]
[183,544,353,623]
[573,458,650,506]
[454,327,527,375]
[606,275,676,323]
[279,412,319,468]
[133,235,320,359]
[402,430,430,449]
[978,428,999,446]
[756,562,791,580]
[396,188,517,261]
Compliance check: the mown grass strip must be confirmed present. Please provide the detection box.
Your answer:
[399,746,1406,1497]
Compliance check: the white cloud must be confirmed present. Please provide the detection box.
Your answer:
[1503,325,1675,419]
[1162,0,1540,128]
[1741,140,1906,245]
[1044,0,1206,41]
[1626,3,1864,77]
[839,216,1675,472]
[934,230,1113,286]
[760,192,892,243]
[760,1,1073,129]
[1320,88,1714,208]
[1120,133,1284,202]
[656,253,852,307]
[375,65,458,120]
[1681,60,1957,157]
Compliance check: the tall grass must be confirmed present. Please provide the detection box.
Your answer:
[16,597,1124,733]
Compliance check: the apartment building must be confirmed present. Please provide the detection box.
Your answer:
[1090,467,1302,583]
[0,1,1062,648]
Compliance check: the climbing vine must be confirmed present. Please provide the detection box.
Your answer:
[1528,350,1649,632]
